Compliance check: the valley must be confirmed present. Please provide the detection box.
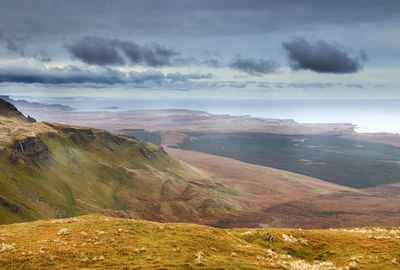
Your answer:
[2,99,400,230]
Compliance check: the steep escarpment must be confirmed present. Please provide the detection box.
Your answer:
[0,98,241,224]
[0,98,35,122]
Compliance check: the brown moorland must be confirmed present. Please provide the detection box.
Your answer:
[0,214,399,270]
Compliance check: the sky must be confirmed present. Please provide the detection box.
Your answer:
[0,0,399,100]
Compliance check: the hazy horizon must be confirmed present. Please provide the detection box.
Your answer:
[6,95,400,134]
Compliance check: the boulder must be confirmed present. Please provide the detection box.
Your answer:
[263,233,275,242]
[14,137,48,156]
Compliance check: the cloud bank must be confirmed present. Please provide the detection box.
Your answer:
[0,64,212,86]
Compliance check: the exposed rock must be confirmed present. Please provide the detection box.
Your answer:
[14,137,48,156]
[159,146,168,154]
[0,197,19,213]
[9,153,18,164]
[139,148,157,160]
[97,131,126,145]
[0,148,7,155]
[263,233,275,242]
[27,115,36,122]
[63,128,95,144]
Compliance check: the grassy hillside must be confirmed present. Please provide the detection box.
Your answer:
[173,132,400,188]
[0,109,242,225]
[0,214,399,269]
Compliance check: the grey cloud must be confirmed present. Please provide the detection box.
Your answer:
[1,1,399,39]
[0,65,213,86]
[287,82,340,88]
[282,38,367,73]
[66,37,179,67]
[0,32,26,56]
[345,83,364,89]
[203,58,222,68]
[66,36,125,66]
[141,43,178,66]
[270,82,366,89]
[229,56,278,76]
[119,40,179,66]
[166,72,213,82]
[0,31,51,62]
[0,66,126,84]
[129,70,165,84]
[172,56,198,66]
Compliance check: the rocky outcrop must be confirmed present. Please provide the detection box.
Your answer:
[139,147,158,160]
[0,196,19,213]
[62,127,96,144]
[96,131,127,145]
[14,137,48,157]
[27,115,36,122]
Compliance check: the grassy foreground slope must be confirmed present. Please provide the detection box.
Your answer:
[0,214,399,269]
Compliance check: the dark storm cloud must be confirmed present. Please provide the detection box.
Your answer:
[66,37,125,66]
[0,66,126,84]
[66,37,180,67]
[118,40,179,66]
[282,38,367,73]
[139,43,178,66]
[229,56,278,76]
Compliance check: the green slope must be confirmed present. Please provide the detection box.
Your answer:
[0,118,240,224]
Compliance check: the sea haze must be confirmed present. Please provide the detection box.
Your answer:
[13,96,400,134]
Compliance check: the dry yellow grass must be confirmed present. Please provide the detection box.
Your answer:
[0,116,56,146]
[0,214,399,269]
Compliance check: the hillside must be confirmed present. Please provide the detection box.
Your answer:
[0,214,399,269]
[167,147,400,229]
[0,99,241,225]
[2,98,400,229]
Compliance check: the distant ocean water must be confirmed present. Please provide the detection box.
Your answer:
[16,97,400,134]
